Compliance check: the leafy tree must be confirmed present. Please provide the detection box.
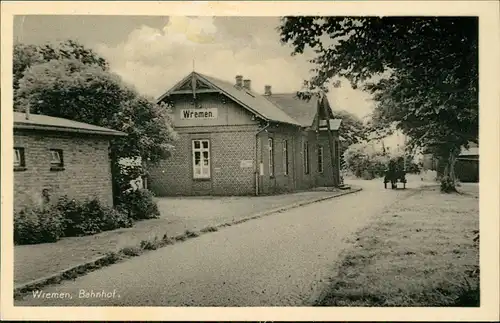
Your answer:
[13,40,108,91]
[13,43,43,91]
[280,17,478,192]
[15,42,177,201]
[332,109,367,148]
[343,142,388,179]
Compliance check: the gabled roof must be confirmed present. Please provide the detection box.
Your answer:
[265,93,318,127]
[158,72,301,126]
[14,112,127,137]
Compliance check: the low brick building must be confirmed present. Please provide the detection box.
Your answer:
[13,111,127,211]
[148,72,342,196]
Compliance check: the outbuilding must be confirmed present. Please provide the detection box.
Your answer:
[149,72,342,196]
[13,111,127,211]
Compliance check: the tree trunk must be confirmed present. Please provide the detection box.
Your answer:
[440,148,459,193]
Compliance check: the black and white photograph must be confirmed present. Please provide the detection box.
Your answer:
[1,1,499,321]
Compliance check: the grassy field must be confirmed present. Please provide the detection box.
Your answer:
[316,184,479,307]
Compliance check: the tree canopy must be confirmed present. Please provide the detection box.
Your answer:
[280,17,478,191]
[14,40,177,164]
[14,40,108,90]
[331,109,367,148]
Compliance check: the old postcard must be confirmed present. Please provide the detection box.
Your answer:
[1,1,499,321]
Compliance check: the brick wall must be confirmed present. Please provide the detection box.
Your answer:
[149,91,340,196]
[258,125,337,194]
[14,131,114,211]
[148,125,258,196]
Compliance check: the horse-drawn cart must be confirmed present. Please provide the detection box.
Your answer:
[383,159,407,189]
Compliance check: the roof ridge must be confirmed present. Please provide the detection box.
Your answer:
[13,112,127,136]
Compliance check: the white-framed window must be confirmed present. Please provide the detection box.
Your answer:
[283,140,288,176]
[318,146,324,173]
[192,139,210,179]
[268,137,274,177]
[14,147,25,168]
[304,140,310,174]
[50,149,64,168]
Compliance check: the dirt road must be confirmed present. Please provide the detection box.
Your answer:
[16,181,416,306]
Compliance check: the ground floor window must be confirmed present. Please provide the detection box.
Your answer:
[192,139,210,179]
[50,149,64,166]
[318,145,324,173]
[14,147,25,168]
[304,140,310,174]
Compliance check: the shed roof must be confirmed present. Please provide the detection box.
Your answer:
[460,146,479,156]
[14,112,127,137]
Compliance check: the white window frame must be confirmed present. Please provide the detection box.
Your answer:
[50,149,63,167]
[318,146,324,173]
[268,137,274,177]
[283,140,288,176]
[192,139,211,179]
[304,140,310,174]
[14,148,23,167]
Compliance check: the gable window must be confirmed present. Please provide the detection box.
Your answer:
[304,140,310,174]
[283,140,288,176]
[268,138,274,177]
[50,149,64,170]
[192,139,210,179]
[317,146,324,173]
[14,147,26,170]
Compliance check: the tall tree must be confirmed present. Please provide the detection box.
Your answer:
[13,40,108,91]
[332,109,367,147]
[15,42,177,198]
[279,17,478,192]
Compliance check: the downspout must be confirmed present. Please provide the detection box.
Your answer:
[255,121,271,196]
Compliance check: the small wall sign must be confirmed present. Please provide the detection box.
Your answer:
[180,108,218,120]
[240,160,253,168]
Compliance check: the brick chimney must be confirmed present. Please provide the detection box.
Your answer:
[264,85,272,96]
[243,79,251,91]
[235,75,243,88]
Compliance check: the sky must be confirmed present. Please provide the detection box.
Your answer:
[13,15,376,120]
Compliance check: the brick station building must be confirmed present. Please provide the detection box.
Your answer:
[13,111,127,211]
[149,72,342,196]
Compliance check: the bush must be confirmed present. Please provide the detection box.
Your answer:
[140,236,161,250]
[200,226,218,233]
[344,143,389,179]
[56,196,133,237]
[14,206,64,245]
[117,189,160,220]
[406,161,421,174]
[15,195,135,245]
[121,246,142,257]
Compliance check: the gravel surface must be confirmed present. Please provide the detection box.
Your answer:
[15,180,422,306]
[14,190,338,286]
